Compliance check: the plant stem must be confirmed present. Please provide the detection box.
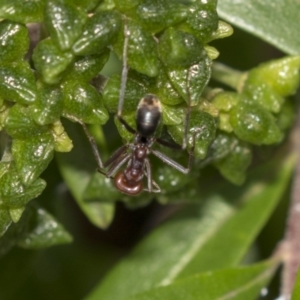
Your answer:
[211,62,246,92]
[280,105,300,299]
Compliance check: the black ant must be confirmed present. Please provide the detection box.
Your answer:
[79,22,200,196]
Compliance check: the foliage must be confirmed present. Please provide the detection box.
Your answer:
[0,0,299,299]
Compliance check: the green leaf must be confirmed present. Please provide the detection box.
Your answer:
[178,0,218,43]
[62,80,109,125]
[125,261,277,300]
[214,139,252,185]
[167,110,217,159]
[245,56,300,98]
[0,61,37,104]
[33,38,74,84]
[135,0,188,34]
[63,50,110,82]
[31,83,64,125]
[0,164,46,209]
[167,55,212,105]
[72,10,121,56]
[158,27,205,68]
[103,74,147,114]
[229,102,283,145]
[12,132,55,186]
[112,19,159,77]
[0,20,29,62]
[217,0,300,55]
[5,104,47,139]
[0,0,46,23]
[87,153,294,300]
[45,0,87,50]
[155,68,184,106]
[56,121,115,229]
[17,206,72,249]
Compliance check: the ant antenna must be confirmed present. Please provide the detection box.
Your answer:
[117,19,130,118]
[182,67,193,150]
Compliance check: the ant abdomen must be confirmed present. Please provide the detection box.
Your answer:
[136,94,162,137]
[114,171,143,196]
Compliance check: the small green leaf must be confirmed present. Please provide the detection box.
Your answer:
[62,80,109,125]
[136,0,188,34]
[12,132,55,186]
[0,0,46,23]
[0,61,37,104]
[5,104,47,138]
[0,164,46,209]
[17,207,72,249]
[168,110,217,159]
[112,20,158,77]
[124,261,277,300]
[72,11,121,56]
[45,0,87,50]
[63,50,110,82]
[214,140,252,185]
[31,83,64,125]
[56,121,115,229]
[153,159,191,194]
[51,121,73,152]
[243,82,284,113]
[229,102,283,145]
[33,38,74,84]
[245,56,300,97]
[178,0,218,43]
[209,20,234,41]
[158,27,205,68]
[9,207,25,223]
[155,68,184,106]
[0,20,29,62]
[167,55,212,105]
[161,103,185,125]
[103,74,147,113]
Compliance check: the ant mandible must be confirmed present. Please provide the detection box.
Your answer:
[80,22,200,196]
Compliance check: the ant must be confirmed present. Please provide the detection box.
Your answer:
[79,22,201,196]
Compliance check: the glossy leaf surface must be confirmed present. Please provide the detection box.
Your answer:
[124,261,277,300]
[0,62,37,104]
[45,0,86,50]
[0,0,46,23]
[218,0,300,54]
[0,21,29,62]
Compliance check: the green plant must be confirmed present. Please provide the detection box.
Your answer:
[0,0,300,299]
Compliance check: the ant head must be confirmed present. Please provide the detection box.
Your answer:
[136,94,162,137]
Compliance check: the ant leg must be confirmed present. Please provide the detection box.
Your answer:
[64,115,104,171]
[152,125,206,174]
[182,66,193,150]
[116,18,136,135]
[104,144,129,168]
[106,152,131,178]
[144,158,161,193]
